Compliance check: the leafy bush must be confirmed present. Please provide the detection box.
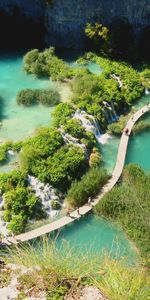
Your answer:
[0,141,13,163]
[66,167,108,207]
[0,170,28,193]
[107,115,128,135]
[16,89,60,106]
[3,186,45,234]
[89,147,102,167]
[51,200,61,210]
[64,119,85,139]
[23,47,74,81]
[47,145,86,190]
[52,103,75,128]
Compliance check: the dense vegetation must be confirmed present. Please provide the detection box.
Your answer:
[95,164,150,266]
[0,48,148,235]
[66,167,108,207]
[23,47,74,81]
[72,53,144,129]
[16,88,60,106]
[0,170,45,234]
[85,21,150,62]
[2,240,149,300]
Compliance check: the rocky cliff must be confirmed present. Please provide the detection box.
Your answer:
[0,0,149,48]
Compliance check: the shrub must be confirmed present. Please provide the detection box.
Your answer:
[66,167,108,207]
[51,200,61,210]
[64,119,85,139]
[16,89,60,106]
[23,47,73,81]
[47,145,86,190]
[52,103,75,128]
[89,147,102,167]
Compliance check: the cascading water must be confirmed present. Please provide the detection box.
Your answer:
[59,128,86,152]
[103,101,119,122]
[111,74,123,88]
[73,109,102,143]
[28,176,61,218]
[110,101,119,120]
[102,108,111,124]
[145,88,150,95]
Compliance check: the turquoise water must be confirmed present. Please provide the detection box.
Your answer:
[102,94,150,173]
[0,52,147,260]
[55,214,137,262]
[0,53,54,142]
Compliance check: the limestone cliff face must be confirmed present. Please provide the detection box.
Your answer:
[0,0,149,48]
[45,0,150,48]
[0,0,44,19]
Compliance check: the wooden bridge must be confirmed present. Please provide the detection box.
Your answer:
[4,104,150,244]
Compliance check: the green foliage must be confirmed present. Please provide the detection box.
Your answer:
[95,164,150,265]
[52,103,75,128]
[0,141,13,163]
[51,200,61,210]
[47,145,86,190]
[89,147,102,167]
[140,68,150,88]
[0,170,28,193]
[72,53,144,128]
[16,88,60,106]
[64,119,85,139]
[23,47,74,81]
[0,170,45,234]
[22,127,64,159]
[107,115,128,135]
[8,241,150,300]
[20,127,64,181]
[85,23,109,52]
[0,268,11,288]
[66,167,108,207]
[3,186,45,234]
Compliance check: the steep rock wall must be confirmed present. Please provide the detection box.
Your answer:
[0,0,149,48]
[45,0,150,48]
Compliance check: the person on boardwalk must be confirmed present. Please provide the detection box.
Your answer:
[66,209,71,217]
[77,207,80,216]
[125,128,129,135]
[88,197,92,205]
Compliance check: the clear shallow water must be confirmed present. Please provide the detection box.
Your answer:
[0,53,54,142]
[54,214,137,263]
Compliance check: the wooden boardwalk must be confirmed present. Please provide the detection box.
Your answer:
[5,105,150,244]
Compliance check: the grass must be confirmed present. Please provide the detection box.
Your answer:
[95,164,150,266]
[0,265,11,288]
[4,238,150,300]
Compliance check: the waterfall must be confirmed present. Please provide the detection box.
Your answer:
[28,176,61,218]
[0,195,9,237]
[74,109,101,143]
[59,128,87,152]
[103,101,119,122]
[102,108,111,124]
[145,88,150,95]
[110,101,119,120]
[111,74,123,88]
